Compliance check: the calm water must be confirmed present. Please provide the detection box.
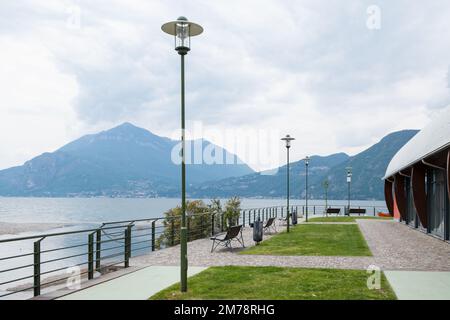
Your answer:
[0,197,387,299]
[0,197,387,225]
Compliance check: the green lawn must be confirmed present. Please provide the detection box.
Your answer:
[150,266,396,300]
[241,224,371,256]
[307,216,393,223]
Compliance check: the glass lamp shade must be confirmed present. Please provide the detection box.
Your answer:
[281,135,295,148]
[175,21,190,49]
[161,17,203,52]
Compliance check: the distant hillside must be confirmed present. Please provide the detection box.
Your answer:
[0,125,418,199]
[188,153,350,198]
[189,130,419,200]
[0,123,253,197]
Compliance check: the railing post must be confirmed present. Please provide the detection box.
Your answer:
[151,220,156,252]
[221,214,224,232]
[33,238,43,297]
[88,233,94,280]
[95,229,101,271]
[211,213,215,236]
[314,206,316,215]
[124,226,131,268]
[374,207,376,216]
[171,219,175,246]
[200,214,204,237]
[242,210,245,227]
[253,210,256,223]
[248,211,251,226]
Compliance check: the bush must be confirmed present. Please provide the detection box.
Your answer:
[156,198,242,249]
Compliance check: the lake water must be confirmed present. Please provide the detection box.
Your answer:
[0,197,387,299]
[0,197,387,225]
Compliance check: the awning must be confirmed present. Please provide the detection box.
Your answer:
[383,107,450,179]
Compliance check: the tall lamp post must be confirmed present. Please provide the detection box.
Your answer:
[303,156,310,222]
[281,135,295,232]
[346,167,352,215]
[323,179,329,216]
[162,16,203,293]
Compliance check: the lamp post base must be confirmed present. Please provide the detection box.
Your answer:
[180,227,188,292]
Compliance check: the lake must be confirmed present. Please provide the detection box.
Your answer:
[0,197,388,225]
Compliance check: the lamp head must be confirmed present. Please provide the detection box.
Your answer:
[281,134,295,148]
[161,17,203,54]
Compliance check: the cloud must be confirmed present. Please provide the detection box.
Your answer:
[1,0,450,170]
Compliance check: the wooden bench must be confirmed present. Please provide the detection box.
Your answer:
[326,208,341,215]
[347,208,366,216]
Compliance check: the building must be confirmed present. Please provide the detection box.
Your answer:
[383,108,450,241]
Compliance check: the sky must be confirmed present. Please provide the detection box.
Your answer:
[1,0,450,172]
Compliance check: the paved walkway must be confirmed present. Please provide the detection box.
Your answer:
[358,220,450,271]
[58,266,206,300]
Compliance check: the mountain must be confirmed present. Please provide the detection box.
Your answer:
[0,123,253,197]
[0,126,418,199]
[188,153,350,198]
[315,130,419,200]
[189,130,419,200]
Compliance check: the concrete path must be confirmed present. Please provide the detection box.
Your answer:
[384,271,450,300]
[57,266,206,300]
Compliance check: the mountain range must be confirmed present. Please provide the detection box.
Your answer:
[0,123,253,197]
[0,123,418,199]
[189,129,419,200]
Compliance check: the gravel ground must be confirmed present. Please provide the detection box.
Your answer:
[131,219,450,271]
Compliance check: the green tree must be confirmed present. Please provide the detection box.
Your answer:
[156,200,211,249]
[223,197,241,228]
[156,198,243,249]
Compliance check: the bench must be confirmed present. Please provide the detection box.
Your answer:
[347,208,366,216]
[326,208,341,215]
[210,225,245,252]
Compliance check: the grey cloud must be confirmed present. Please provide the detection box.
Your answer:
[3,0,450,161]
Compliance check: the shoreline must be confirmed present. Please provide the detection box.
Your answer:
[0,222,72,236]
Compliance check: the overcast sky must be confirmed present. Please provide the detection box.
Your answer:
[1,0,450,171]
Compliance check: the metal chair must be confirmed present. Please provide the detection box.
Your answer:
[263,217,277,234]
[210,225,245,252]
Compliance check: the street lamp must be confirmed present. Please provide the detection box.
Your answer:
[281,135,295,233]
[323,179,329,216]
[346,167,352,215]
[303,156,310,222]
[162,16,203,293]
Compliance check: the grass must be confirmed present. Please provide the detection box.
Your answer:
[150,266,396,300]
[241,224,372,256]
[307,216,393,223]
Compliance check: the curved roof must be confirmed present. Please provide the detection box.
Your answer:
[384,107,450,179]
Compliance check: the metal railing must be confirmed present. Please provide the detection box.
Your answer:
[0,203,387,299]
